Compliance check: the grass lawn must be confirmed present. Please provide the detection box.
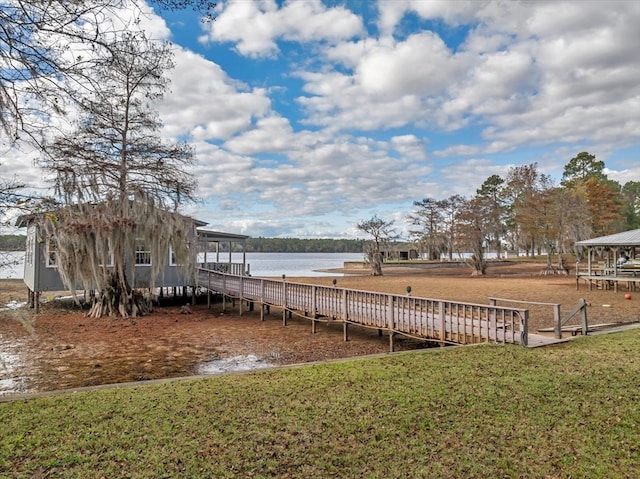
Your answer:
[1,330,639,478]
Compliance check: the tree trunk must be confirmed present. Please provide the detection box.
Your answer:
[468,242,486,276]
[557,253,569,275]
[540,250,556,276]
[86,271,152,318]
[365,246,383,276]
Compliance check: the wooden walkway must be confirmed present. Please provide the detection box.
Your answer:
[198,269,562,349]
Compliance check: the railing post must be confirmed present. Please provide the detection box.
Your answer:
[260,279,265,321]
[554,304,562,339]
[488,299,496,340]
[342,289,349,341]
[222,274,226,312]
[580,298,588,335]
[520,310,529,346]
[311,285,317,334]
[439,301,446,344]
[239,274,244,316]
[282,275,287,326]
[207,272,211,309]
[342,288,348,322]
[387,294,395,352]
[386,294,394,330]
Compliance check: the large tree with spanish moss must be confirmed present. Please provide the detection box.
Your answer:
[0,1,214,283]
[357,215,397,276]
[37,30,198,318]
[0,0,215,144]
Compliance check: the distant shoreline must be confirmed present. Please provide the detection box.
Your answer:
[316,260,516,276]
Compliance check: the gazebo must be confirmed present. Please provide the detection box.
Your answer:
[575,229,640,291]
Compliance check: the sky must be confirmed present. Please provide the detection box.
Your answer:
[2,0,640,239]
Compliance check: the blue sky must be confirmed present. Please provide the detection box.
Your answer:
[3,0,640,239]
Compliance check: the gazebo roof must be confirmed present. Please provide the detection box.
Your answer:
[576,229,640,247]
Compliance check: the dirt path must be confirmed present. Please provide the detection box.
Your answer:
[1,262,638,396]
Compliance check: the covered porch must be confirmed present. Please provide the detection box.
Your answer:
[575,229,640,292]
[197,229,250,276]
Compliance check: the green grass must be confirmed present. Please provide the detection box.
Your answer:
[1,331,639,478]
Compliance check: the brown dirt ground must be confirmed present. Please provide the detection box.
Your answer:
[1,261,639,396]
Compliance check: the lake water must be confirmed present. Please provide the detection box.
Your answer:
[229,252,364,277]
[0,252,24,279]
[0,251,365,279]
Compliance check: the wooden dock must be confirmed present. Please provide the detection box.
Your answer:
[197,269,563,349]
[576,262,640,292]
[576,273,640,292]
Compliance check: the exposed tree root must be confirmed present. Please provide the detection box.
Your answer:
[85,273,153,319]
[540,266,569,276]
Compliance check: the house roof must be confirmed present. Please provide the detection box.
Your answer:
[15,207,208,228]
[575,229,640,247]
[15,206,249,243]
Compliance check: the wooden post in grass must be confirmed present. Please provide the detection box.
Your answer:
[580,298,588,336]
[553,303,562,339]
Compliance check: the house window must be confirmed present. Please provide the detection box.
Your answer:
[135,242,151,265]
[169,245,190,266]
[45,239,57,268]
[26,233,35,266]
[99,253,115,268]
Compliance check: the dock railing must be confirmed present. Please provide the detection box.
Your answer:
[199,262,247,276]
[489,297,588,339]
[198,269,530,348]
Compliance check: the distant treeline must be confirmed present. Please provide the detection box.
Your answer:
[0,234,365,253]
[0,235,26,251]
[244,237,365,253]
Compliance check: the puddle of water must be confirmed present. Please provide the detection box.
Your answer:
[0,300,27,312]
[0,346,23,373]
[196,354,273,375]
[0,343,30,396]
[0,377,29,396]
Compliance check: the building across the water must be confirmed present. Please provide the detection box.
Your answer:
[379,244,420,261]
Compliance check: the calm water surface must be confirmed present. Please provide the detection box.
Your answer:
[227,252,364,277]
[1,251,364,279]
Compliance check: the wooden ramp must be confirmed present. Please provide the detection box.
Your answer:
[198,269,545,349]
